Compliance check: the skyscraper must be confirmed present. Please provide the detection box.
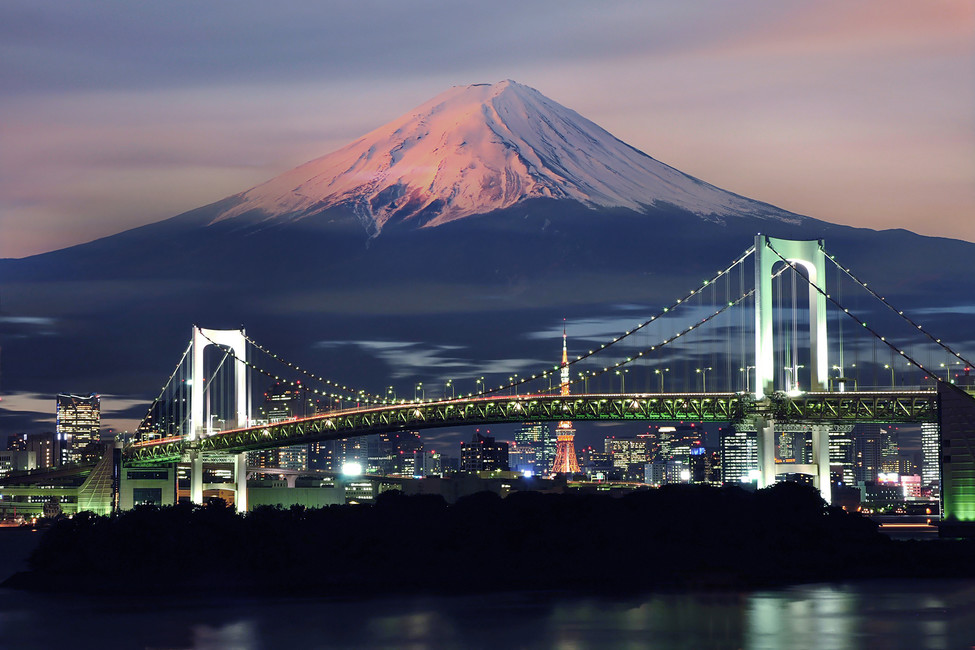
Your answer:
[513,422,557,475]
[551,326,580,474]
[921,422,940,487]
[251,382,310,470]
[56,393,100,464]
[460,431,509,472]
[829,426,856,486]
[720,426,756,484]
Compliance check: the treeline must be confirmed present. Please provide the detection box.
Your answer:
[10,483,974,595]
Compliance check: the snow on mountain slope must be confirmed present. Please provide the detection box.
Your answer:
[211,80,802,234]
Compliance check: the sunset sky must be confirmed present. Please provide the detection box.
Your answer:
[1,1,972,259]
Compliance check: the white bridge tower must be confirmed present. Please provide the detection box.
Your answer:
[187,326,249,512]
[752,235,831,503]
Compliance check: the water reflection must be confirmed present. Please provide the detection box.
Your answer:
[0,581,973,649]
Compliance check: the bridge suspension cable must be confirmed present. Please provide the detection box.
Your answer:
[558,262,799,394]
[469,245,757,399]
[765,239,971,384]
[821,245,975,371]
[135,340,192,437]
[197,330,389,405]
[243,334,387,402]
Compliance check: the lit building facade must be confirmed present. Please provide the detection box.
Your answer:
[720,426,757,484]
[921,422,940,487]
[513,422,552,475]
[56,393,100,465]
[460,431,509,473]
[829,427,856,486]
[7,432,59,469]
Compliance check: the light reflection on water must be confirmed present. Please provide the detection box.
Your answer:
[0,581,974,649]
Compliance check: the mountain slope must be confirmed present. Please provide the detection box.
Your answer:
[210,80,802,234]
[2,81,975,435]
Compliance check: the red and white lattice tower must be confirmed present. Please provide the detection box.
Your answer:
[551,324,580,474]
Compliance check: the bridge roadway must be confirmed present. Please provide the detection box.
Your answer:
[126,390,938,465]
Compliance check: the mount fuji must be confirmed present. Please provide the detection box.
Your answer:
[1,81,974,433]
[210,80,801,234]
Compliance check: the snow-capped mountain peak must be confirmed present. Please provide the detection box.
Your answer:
[211,80,799,233]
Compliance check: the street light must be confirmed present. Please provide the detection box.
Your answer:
[655,368,670,392]
[883,364,895,388]
[783,365,804,393]
[578,371,590,393]
[415,382,424,401]
[387,386,396,402]
[476,376,485,394]
[696,367,712,392]
[615,368,629,394]
[445,379,454,399]
[739,366,755,393]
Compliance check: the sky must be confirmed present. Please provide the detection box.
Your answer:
[1,1,973,260]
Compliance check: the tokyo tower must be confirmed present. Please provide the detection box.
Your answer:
[551,324,580,474]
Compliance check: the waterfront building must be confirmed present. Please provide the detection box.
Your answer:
[0,450,36,477]
[56,393,100,465]
[921,422,940,487]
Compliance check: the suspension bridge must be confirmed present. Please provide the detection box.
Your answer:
[7,236,975,523]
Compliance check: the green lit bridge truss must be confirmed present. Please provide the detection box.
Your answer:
[124,390,939,465]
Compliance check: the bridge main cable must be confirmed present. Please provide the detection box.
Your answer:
[765,239,969,383]
[821,244,975,371]
[474,245,756,398]
[198,330,388,404]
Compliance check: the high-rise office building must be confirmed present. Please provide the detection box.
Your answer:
[855,424,884,483]
[658,425,702,463]
[8,432,59,469]
[921,422,940,487]
[720,426,756,484]
[308,440,337,471]
[514,422,551,474]
[390,431,423,475]
[829,426,856,486]
[690,448,721,485]
[460,431,509,472]
[56,393,100,464]
[254,382,310,470]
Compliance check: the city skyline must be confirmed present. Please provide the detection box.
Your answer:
[1,2,972,258]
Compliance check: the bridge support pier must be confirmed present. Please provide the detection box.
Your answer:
[756,417,776,489]
[190,450,203,505]
[235,453,248,513]
[811,425,831,505]
[757,419,833,503]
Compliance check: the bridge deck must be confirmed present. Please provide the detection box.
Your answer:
[125,390,938,464]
